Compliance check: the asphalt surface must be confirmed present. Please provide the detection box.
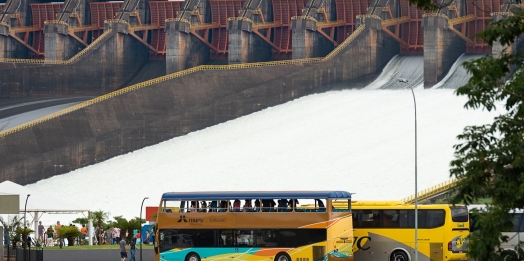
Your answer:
[0,97,94,130]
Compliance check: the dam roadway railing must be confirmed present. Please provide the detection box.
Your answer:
[401,178,460,204]
[0,23,366,138]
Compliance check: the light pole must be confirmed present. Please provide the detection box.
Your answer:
[140,197,149,261]
[23,194,30,249]
[398,78,418,261]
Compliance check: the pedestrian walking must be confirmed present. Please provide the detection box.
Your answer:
[129,238,139,261]
[119,237,128,261]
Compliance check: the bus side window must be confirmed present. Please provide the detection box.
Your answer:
[383,210,399,228]
[352,210,363,228]
[519,213,524,232]
[399,210,409,228]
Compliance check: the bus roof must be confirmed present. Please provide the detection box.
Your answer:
[161,191,352,200]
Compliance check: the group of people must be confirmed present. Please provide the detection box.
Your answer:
[36,221,67,247]
[187,198,307,212]
[95,226,121,245]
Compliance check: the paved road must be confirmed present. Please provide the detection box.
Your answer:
[0,97,94,131]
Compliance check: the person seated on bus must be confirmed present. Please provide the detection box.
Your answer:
[278,199,288,212]
[211,201,218,212]
[288,199,299,211]
[261,199,271,212]
[190,201,198,212]
[243,199,253,212]
[269,200,277,212]
[315,199,326,212]
[200,201,208,212]
[233,199,241,212]
[219,201,228,212]
[254,200,261,212]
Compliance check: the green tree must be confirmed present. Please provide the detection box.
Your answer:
[90,210,110,229]
[402,0,524,260]
[71,217,88,226]
[443,6,523,261]
[56,226,82,247]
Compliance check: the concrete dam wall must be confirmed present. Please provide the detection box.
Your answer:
[0,22,149,98]
[0,17,399,184]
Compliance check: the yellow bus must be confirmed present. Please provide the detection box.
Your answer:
[154,191,354,261]
[349,201,469,261]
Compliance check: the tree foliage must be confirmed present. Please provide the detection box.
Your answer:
[442,5,524,261]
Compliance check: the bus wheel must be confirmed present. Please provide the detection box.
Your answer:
[186,252,201,261]
[275,252,291,261]
[391,251,408,261]
[501,250,518,261]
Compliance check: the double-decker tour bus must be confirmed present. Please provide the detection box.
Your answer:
[348,201,469,261]
[154,191,353,261]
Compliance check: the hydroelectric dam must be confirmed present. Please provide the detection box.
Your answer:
[0,0,521,184]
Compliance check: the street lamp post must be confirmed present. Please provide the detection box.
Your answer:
[23,194,30,249]
[140,197,149,261]
[398,78,418,261]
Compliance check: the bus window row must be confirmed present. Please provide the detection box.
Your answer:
[353,209,446,228]
[161,199,349,213]
[158,228,327,252]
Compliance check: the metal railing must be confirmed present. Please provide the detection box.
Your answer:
[422,13,449,19]
[381,16,409,26]
[490,11,514,17]
[3,245,44,261]
[401,178,460,204]
[323,24,364,61]
[448,14,476,25]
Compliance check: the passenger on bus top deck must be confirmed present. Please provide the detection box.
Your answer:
[315,199,326,212]
[190,201,198,212]
[261,199,270,212]
[233,200,241,212]
[278,199,288,212]
[288,199,299,209]
[211,201,218,212]
[243,199,252,212]
[201,201,208,212]
[219,201,228,212]
[254,200,261,212]
[270,200,277,212]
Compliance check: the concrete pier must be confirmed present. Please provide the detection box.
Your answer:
[291,0,334,59]
[165,0,211,73]
[165,19,210,74]
[423,14,465,87]
[227,0,272,64]
[44,22,84,60]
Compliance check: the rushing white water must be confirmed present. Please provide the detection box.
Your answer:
[365,56,424,90]
[431,54,484,89]
[12,54,504,227]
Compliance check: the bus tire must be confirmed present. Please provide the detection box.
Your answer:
[501,250,518,261]
[186,252,201,261]
[390,250,409,261]
[275,252,291,261]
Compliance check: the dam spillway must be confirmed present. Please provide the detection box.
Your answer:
[0,0,522,184]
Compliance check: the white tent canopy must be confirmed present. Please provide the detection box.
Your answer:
[0,180,93,245]
[0,181,88,212]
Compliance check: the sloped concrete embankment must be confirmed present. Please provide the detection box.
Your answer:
[0,18,399,184]
[0,23,149,98]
